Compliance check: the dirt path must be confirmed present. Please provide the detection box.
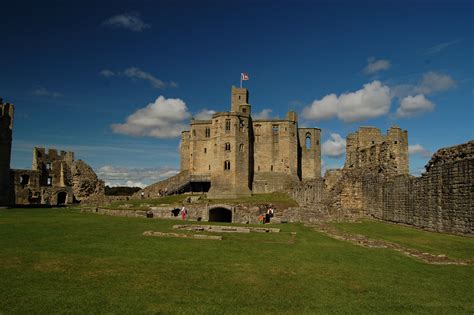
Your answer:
[305,222,473,265]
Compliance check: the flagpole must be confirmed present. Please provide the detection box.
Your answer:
[240,74,242,88]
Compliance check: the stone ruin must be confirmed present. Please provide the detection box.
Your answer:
[0,99,105,206]
[290,127,473,235]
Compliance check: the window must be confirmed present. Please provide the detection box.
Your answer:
[46,162,52,170]
[258,166,260,171]
[205,128,211,138]
[225,119,231,131]
[316,140,319,145]
[242,107,246,113]
[20,174,29,187]
[192,129,196,136]
[372,141,375,144]
[239,143,244,152]
[272,125,279,133]
[224,160,231,170]
[271,165,274,172]
[47,177,52,186]
[204,148,207,154]
[394,141,398,144]
[209,165,211,170]
[225,143,231,151]
[305,134,311,149]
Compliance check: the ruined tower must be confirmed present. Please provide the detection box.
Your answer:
[344,126,409,176]
[0,99,14,206]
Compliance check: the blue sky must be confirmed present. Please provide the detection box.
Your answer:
[1,0,473,187]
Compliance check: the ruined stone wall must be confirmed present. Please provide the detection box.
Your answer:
[298,127,321,179]
[32,147,74,187]
[0,100,14,206]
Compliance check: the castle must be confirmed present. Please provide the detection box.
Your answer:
[179,86,321,198]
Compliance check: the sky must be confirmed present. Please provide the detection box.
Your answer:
[1,0,473,187]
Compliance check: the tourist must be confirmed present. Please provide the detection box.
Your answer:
[265,208,271,224]
[181,206,187,220]
[258,213,264,224]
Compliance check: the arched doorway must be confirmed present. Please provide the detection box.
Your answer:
[57,192,67,205]
[209,207,232,222]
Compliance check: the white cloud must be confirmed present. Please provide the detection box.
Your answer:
[422,39,462,55]
[253,108,273,119]
[124,67,166,89]
[364,58,391,74]
[322,133,346,158]
[414,72,456,94]
[111,96,191,138]
[302,81,391,122]
[98,165,179,187]
[103,12,150,32]
[100,69,115,77]
[396,94,434,118]
[408,144,431,158]
[194,109,216,120]
[32,87,63,98]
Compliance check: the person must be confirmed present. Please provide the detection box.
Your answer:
[141,191,145,199]
[268,207,274,218]
[258,213,264,224]
[181,206,187,220]
[265,208,271,224]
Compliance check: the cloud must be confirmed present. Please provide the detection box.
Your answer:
[364,58,391,74]
[97,165,179,187]
[322,133,346,158]
[302,81,391,122]
[194,109,216,120]
[111,96,191,138]
[124,67,166,89]
[408,144,431,158]
[103,12,150,32]
[100,69,115,77]
[422,39,462,55]
[253,109,273,119]
[396,94,434,118]
[32,87,63,98]
[414,72,456,94]
[391,72,456,99]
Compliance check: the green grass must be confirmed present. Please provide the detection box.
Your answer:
[0,208,473,314]
[333,220,474,260]
[106,192,298,210]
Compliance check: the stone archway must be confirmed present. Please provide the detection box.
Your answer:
[209,207,232,222]
[57,192,67,205]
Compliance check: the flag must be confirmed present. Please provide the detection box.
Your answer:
[241,73,249,81]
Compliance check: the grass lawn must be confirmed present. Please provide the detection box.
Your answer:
[107,192,298,210]
[0,208,473,314]
[333,220,474,260]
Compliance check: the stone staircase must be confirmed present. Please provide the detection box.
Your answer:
[133,170,191,199]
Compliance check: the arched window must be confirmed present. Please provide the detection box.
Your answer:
[305,133,311,149]
[225,143,231,151]
[224,160,231,170]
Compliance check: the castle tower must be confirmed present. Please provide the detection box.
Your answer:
[207,87,252,198]
[0,99,14,206]
[231,86,251,114]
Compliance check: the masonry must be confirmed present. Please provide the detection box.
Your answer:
[140,86,321,199]
[290,126,473,235]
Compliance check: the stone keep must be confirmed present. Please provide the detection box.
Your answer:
[180,86,321,198]
[0,99,14,206]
